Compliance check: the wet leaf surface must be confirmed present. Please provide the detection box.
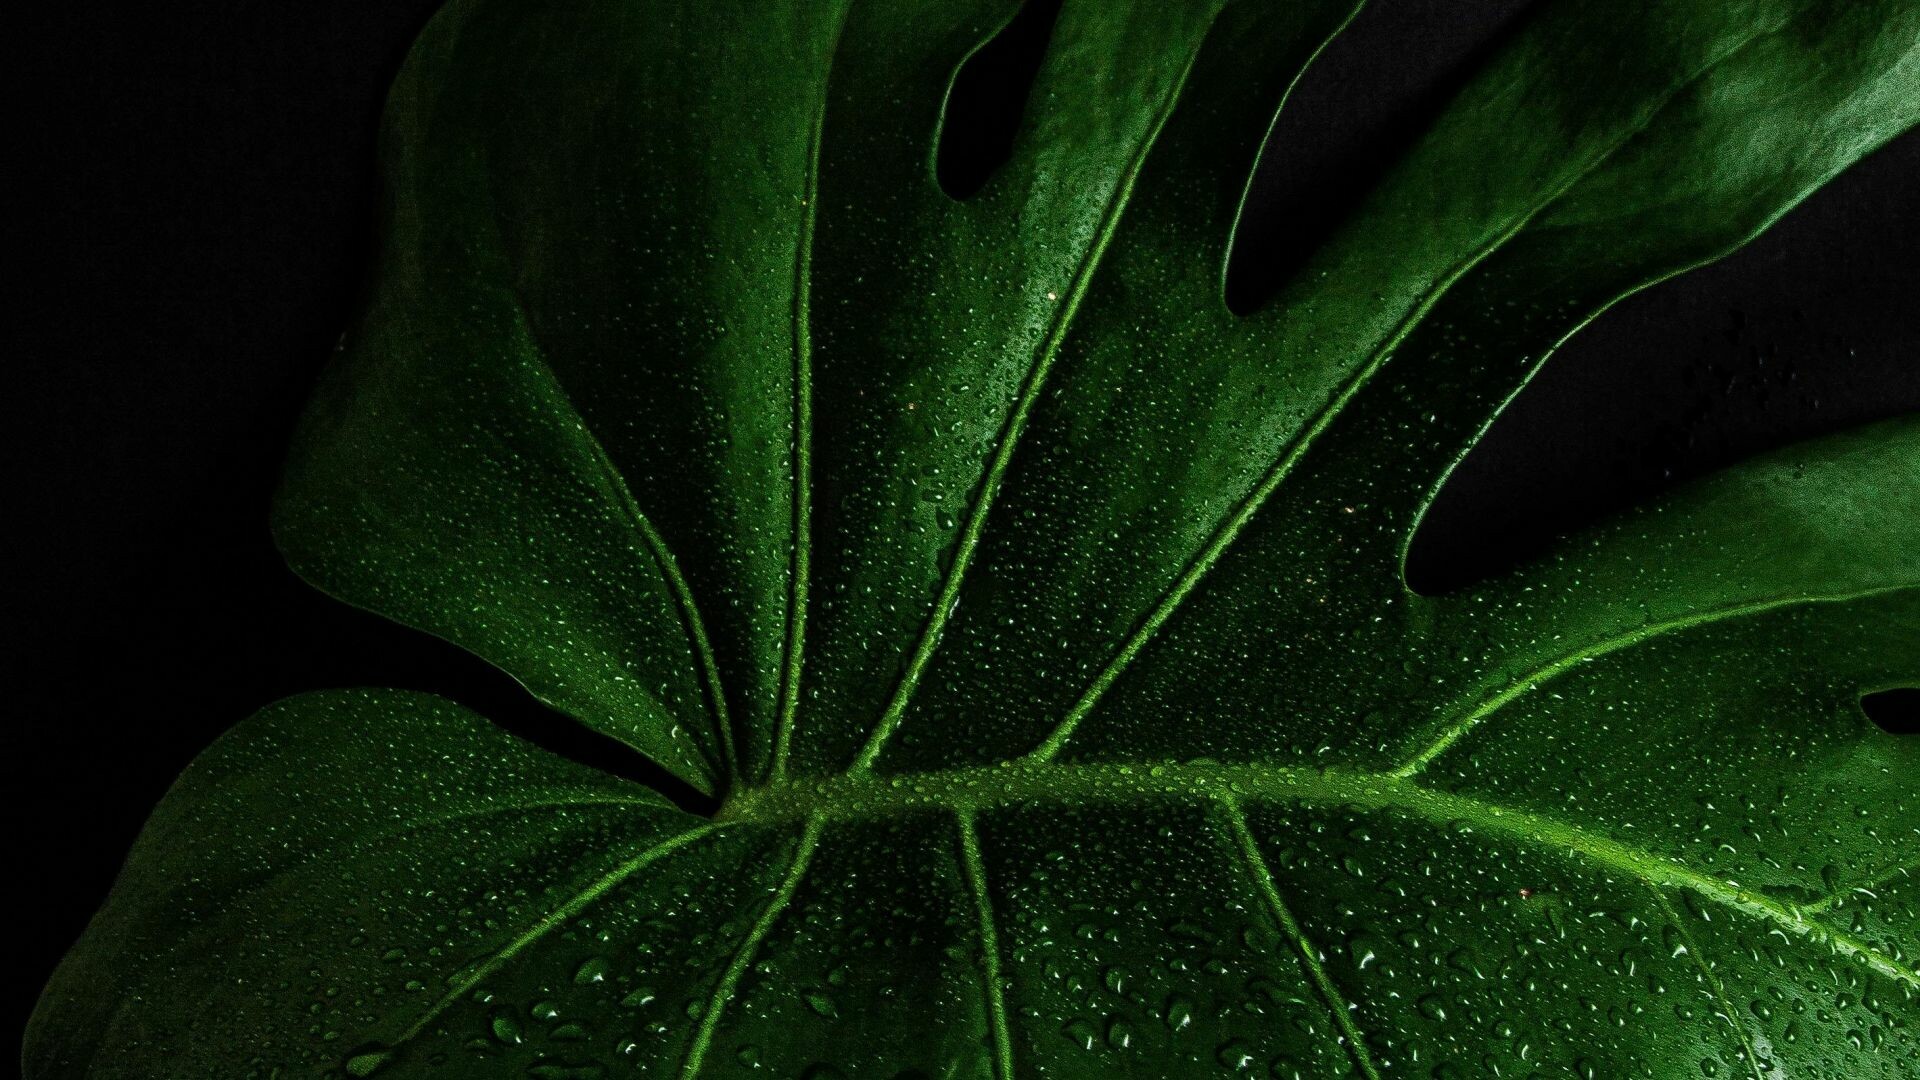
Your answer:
[28,0,1919,1076]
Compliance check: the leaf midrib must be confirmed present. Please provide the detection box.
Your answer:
[716,757,1918,989]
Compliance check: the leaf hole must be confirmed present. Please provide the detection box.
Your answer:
[934,0,1063,200]
[296,603,720,815]
[478,695,722,816]
[1862,688,1919,736]
[1403,126,1920,596]
[1224,0,1537,315]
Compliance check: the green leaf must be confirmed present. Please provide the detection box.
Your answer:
[30,0,1920,1076]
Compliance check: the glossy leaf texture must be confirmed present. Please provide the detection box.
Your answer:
[28,0,1920,1077]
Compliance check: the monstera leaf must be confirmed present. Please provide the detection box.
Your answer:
[28,0,1920,1076]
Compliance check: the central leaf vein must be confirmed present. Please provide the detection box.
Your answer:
[720,760,1916,990]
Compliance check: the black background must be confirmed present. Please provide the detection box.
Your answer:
[10,0,1918,1050]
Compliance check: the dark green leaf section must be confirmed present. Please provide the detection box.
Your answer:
[1409,418,1920,771]
[798,0,1338,775]
[269,0,850,790]
[28,691,1918,1076]
[1050,0,1920,772]
[1069,415,1920,771]
[25,692,753,1077]
[953,0,1920,772]
[31,0,1920,1076]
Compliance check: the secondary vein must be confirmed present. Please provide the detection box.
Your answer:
[505,290,738,786]
[1025,16,1792,764]
[1800,860,1915,915]
[1652,887,1773,1080]
[956,811,1015,1080]
[676,818,825,1079]
[847,22,1219,772]
[1392,587,1906,778]
[768,5,851,783]
[1222,797,1385,1080]
[387,823,723,1050]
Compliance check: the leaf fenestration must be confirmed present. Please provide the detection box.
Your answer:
[29,0,1920,1076]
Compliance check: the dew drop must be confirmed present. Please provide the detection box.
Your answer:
[525,1061,605,1080]
[1217,1039,1257,1071]
[1162,993,1196,1031]
[343,1045,393,1077]
[490,1011,524,1045]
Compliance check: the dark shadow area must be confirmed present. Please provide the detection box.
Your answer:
[935,0,1062,199]
[11,0,1916,1051]
[10,0,444,1046]
[280,601,720,816]
[1863,689,1920,736]
[1405,127,1920,593]
[1225,0,1537,314]
[12,0,730,1042]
